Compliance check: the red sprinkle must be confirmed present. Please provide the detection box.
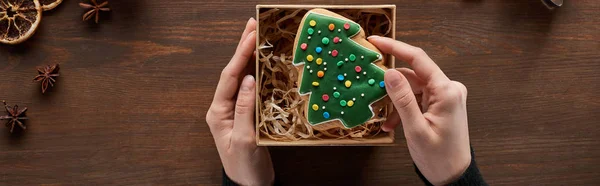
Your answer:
[322,94,330,102]
[355,66,362,73]
[300,43,308,50]
[333,37,340,44]
[344,23,350,30]
[332,50,338,57]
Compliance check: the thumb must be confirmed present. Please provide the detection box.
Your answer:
[383,69,428,134]
[231,75,257,146]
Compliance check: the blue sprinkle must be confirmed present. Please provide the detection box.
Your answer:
[323,111,330,119]
[315,47,323,54]
[379,81,385,88]
[337,74,344,81]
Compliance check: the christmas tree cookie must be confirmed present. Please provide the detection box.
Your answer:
[292,9,388,129]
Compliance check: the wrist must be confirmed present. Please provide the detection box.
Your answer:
[434,154,471,185]
[223,169,274,186]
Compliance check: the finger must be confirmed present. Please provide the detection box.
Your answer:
[383,110,400,132]
[231,75,257,146]
[369,36,449,85]
[383,69,430,135]
[237,17,257,49]
[397,68,425,94]
[213,30,257,103]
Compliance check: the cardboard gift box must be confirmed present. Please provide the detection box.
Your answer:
[255,5,396,146]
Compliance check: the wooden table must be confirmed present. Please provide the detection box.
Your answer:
[1,0,598,185]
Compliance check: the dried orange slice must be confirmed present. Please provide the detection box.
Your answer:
[39,0,61,11]
[0,0,42,45]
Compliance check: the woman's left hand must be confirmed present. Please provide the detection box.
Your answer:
[205,17,274,186]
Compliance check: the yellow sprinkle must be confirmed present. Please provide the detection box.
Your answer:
[345,80,352,88]
[312,104,319,111]
[312,82,320,86]
[309,20,316,27]
[316,58,323,65]
[347,100,354,107]
[307,55,314,62]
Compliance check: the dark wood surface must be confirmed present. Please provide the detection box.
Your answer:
[0,0,598,185]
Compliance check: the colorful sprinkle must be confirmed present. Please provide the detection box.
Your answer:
[337,74,344,81]
[347,100,354,107]
[322,37,330,45]
[379,81,385,88]
[345,80,352,88]
[337,61,344,67]
[344,22,350,30]
[328,23,335,31]
[340,100,347,107]
[309,20,316,27]
[316,58,323,65]
[307,28,314,35]
[333,91,340,98]
[315,47,322,53]
[317,70,324,78]
[333,37,340,44]
[354,66,362,73]
[368,79,375,85]
[323,112,330,119]
[312,82,319,86]
[349,54,356,61]
[312,104,319,111]
[322,94,330,101]
[300,43,308,50]
[332,50,338,57]
[307,55,314,62]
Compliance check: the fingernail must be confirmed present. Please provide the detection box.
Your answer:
[240,75,255,91]
[249,17,255,21]
[381,125,391,132]
[367,35,381,40]
[385,69,402,89]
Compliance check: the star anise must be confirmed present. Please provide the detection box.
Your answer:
[79,0,110,23]
[33,64,60,94]
[0,101,28,133]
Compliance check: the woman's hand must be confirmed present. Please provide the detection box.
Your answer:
[369,36,471,185]
[205,18,274,186]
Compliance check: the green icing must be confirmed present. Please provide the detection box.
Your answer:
[292,10,387,128]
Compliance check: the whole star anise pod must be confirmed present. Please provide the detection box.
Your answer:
[0,101,28,133]
[79,0,110,23]
[33,64,60,94]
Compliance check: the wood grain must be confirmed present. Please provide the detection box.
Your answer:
[0,0,598,185]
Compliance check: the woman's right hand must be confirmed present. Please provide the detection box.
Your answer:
[369,36,471,186]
